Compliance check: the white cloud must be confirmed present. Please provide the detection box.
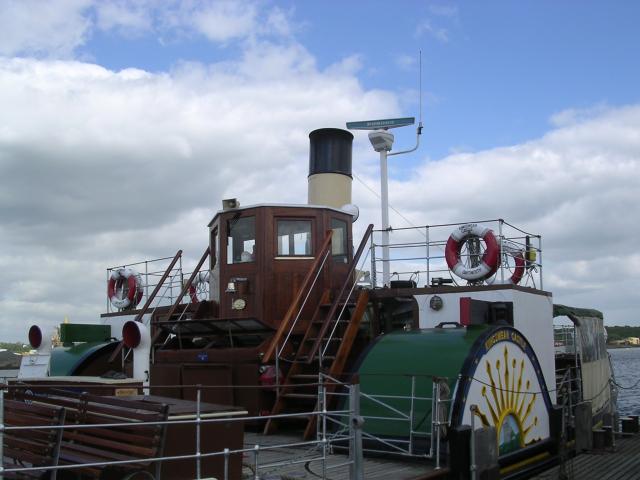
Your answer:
[95,0,153,35]
[428,5,459,18]
[0,0,93,57]
[0,0,296,58]
[0,4,638,343]
[180,1,258,43]
[0,46,400,341]
[549,103,610,128]
[415,20,449,43]
[395,54,416,70]
[351,104,640,324]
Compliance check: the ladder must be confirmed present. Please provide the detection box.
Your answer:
[264,289,369,436]
[264,224,373,436]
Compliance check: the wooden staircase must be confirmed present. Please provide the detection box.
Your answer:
[263,224,373,438]
[263,289,369,437]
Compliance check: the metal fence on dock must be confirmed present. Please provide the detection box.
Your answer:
[319,373,447,464]
[0,375,450,480]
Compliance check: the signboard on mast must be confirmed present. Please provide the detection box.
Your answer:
[346,117,415,130]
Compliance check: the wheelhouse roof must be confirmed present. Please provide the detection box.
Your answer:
[207,203,352,227]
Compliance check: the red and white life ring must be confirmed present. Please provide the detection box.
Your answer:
[445,224,500,281]
[108,268,143,310]
[486,249,526,285]
[188,271,210,303]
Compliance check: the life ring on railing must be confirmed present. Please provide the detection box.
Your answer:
[485,249,526,285]
[107,268,143,310]
[188,271,210,303]
[445,224,500,281]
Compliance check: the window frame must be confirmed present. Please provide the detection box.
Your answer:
[226,215,257,264]
[330,217,349,263]
[274,217,315,259]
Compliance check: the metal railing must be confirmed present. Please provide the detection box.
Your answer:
[368,219,543,289]
[0,380,366,480]
[556,366,583,428]
[554,325,578,355]
[319,373,449,469]
[315,224,374,364]
[263,231,334,364]
[106,255,211,314]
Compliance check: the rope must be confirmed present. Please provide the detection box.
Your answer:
[353,173,424,235]
[462,374,614,402]
[611,378,640,390]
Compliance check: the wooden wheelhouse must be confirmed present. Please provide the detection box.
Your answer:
[208,204,354,331]
[149,203,361,416]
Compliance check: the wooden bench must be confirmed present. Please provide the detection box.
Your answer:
[3,398,65,479]
[12,389,169,479]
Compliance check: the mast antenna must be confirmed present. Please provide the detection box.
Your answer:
[419,49,423,127]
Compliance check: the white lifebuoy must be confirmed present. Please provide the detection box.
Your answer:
[445,224,500,281]
[108,268,143,310]
[188,271,210,303]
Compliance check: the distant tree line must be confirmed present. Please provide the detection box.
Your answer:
[0,342,30,354]
[606,326,640,343]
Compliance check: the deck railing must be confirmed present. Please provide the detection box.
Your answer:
[106,253,211,314]
[368,219,543,289]
[1,380,365,480]
[1,374,452,479]
[319,372,449,468]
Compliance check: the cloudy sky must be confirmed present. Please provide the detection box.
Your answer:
[1,0,639,341]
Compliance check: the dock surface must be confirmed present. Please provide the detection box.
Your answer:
[242,432,445,479]
[531,434,640,480]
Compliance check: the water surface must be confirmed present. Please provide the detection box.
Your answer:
[609,347,640,416]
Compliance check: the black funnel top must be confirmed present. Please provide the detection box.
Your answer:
[309,128,353,178]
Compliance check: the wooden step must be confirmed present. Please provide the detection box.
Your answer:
[319,302,356,308]
[306,337,342,343]
[312,319,348,325]
[297,355,336,362]
[302,289,370,440]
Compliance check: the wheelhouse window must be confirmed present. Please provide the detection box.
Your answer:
[210,227,219,269]
[277,220,312,256]
[331,218,348,263]
[227,216,256,263]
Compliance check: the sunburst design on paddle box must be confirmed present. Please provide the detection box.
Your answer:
[473,345,539,454]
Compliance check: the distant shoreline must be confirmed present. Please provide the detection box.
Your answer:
[607,344,640,349]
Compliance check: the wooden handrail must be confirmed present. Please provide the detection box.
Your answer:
[307,224,374,364]
[108,249,183,363]
[262,230,334,364]
[150,246,211,345]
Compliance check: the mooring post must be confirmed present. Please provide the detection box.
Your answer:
[434,379,441,470]
[321,378,327,479]
[349,375,364,480]
[429,380,436,459]
[253,444,260,480]
[470,405,477,480]
[196,386,202,480]
[223,448,230,480]
[1,388,4,480]
[409,375,416,455]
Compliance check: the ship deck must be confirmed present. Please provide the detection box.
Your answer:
[531,433,640,480]
[242,432,447,480]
